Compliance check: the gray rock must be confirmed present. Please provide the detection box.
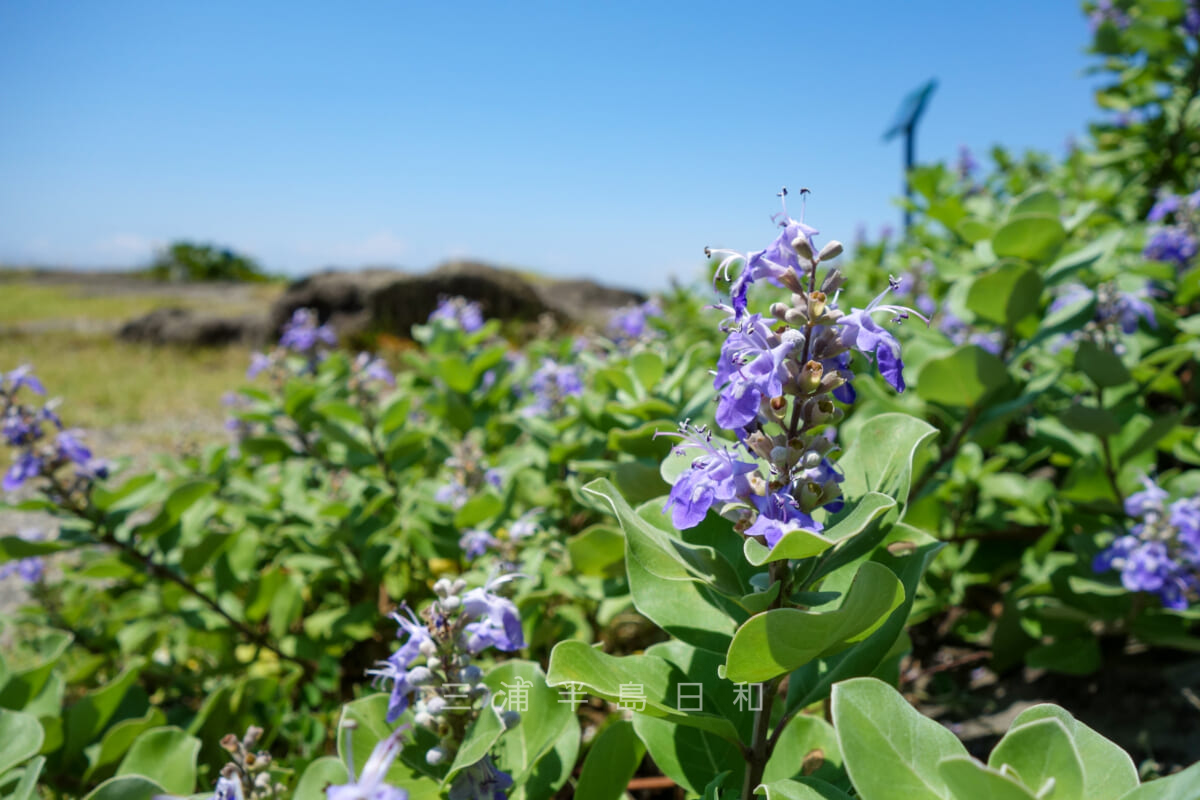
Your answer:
[117,307,265,347]
[266,261,645,339]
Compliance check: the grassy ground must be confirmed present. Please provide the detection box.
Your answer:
[0,274,273,457]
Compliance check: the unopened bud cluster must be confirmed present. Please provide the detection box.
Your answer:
[218,726,284,800]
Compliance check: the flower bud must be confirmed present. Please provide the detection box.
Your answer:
[460,664,483,683]
[433,578,452,597]
[502,710,522,729]
[808,291,827,319]
[818,241,843,261]
[791,235,815,261]
[450,578,468,595]
[769,302,791,321]
[408,666,435,686]
[426,696,447,714]
[427,656,443,671]
[800,361,824,394]
[780,267,806,294]
[784,308,808,326]
[441,595,462,612]
[801,450,822,469]
[419,639,439,658]
[415,711,436,728]
[426,747,447,766]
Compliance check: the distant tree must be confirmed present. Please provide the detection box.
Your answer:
[146,241,268,282]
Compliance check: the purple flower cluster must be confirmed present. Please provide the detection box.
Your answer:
[669,192,922,546]
[1089,0,1130,32]
[1143,190,1200,267]
[608,299,663,341]
[2,365,109,494]
[956,145,979,179]
[366,576,521,796]
[0,529,45,583]
[1187,0,1200,35]
[1046,281,1157,353]
[248,308,338,378]
[353,353,396,388]
[436,441,503,510]
[522,359,583,416]
[1094,478,1200,610]
[429,296,486,333]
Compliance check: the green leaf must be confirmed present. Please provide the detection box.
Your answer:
[583,478,743,597]
[1008,706,1136,800]
[988,718,1084,800]
[992,214,1066,262]
[1119,761,1200,799]
[839,414,938,505]
[567,525,625,577]
[116,727,200,796]
[745,493,896,567]
[624,537,738,653]
[832,677,967,800]
[546,641,740,742]
[83,708,167,783]
[574,721,645,800]
[967,261,1044,327]
[483,661,578,792]
[723,562,904,683]
[63,661,144,764]
[1058,405,1120,436]
[454,492,504,527]
[915,345,1011,408]
[294,757,351,800]
[1044,232,1121,285]
[6,756,44,800]
[81,775,166,800]
[0,630,71,709]
[1011,189,1060,218]
[0,536,76,559]
[756,779,855,800]
[938,757,1037,800]
[631,351,666,389]
[1074,340,1132,388]
[131,480,217,540]
[632,715,744,796]
[0,710,43,775]
[763,714,844,786]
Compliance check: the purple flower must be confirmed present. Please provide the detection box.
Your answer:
[956,145,979,179]
[524,360,583,415]
[484,468,504,489]
[0,529,45,583]
[509,509,542,541]
[246,352,274,379]
[1147,193,1181,223]
[1089,0,1130,31]
[461,577,525,654]
[744,491,822,548]
[279,308,337,352]
[448,756,512,800]
[370,606,435,723]
[214,776,246,800]
[660,425,757,530]
[354,353,396,387]
[2,413,41,447]
[3,452,41,492]
[710,201,819,318]
[56,430,92,465]
[1114,291,1156,333]
[836,281,928,393]
[4,365,45,396]
[1144,226,1197,266]
[429,296,485,333]
[713,314,795,430]
[609,299,662,340]
[435,480,469,510]
[459,528,499,560]
[326,727,409,800]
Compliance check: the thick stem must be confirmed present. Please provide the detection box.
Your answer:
[741,559,787,800]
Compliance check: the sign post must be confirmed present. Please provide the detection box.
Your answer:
[883,79,937,234]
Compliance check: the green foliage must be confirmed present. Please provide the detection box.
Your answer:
[146,241,269,283]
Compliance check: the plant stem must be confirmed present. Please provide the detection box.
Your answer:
[741,559,787,800]
[1096,387,1123,504]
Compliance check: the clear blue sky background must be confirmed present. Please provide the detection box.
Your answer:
[0,1,1098,289]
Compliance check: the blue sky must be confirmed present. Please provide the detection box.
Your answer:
[0,1,1097,289]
